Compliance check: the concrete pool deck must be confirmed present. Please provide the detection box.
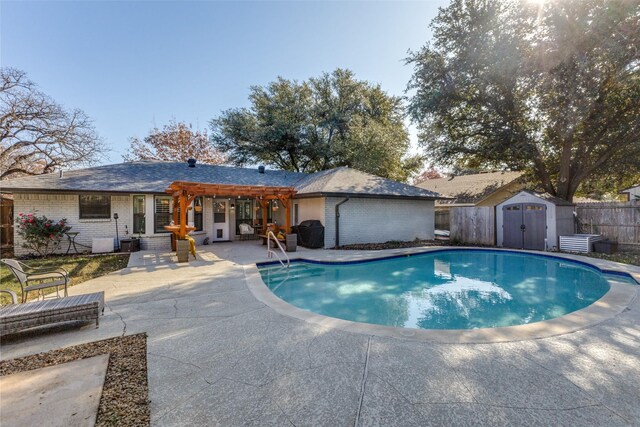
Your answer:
[1,242,639,426]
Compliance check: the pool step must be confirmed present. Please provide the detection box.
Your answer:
[261,265,325,283]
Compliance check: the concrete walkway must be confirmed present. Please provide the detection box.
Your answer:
[0,354,109,427]
[1,242,639,426]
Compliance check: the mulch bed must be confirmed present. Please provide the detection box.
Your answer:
[0,334,149,426]
[334,239,453,251]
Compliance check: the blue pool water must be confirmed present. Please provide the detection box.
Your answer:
[259,250,635,330]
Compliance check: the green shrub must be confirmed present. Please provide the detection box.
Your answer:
[16,213,71,256]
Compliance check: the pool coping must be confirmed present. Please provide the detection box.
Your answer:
[244,247,639,344]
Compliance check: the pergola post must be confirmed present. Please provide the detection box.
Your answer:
[172,196,179,225]
[285,203,291,233]
[259,199,269,234]
[164,181,296,245]
[179,191,187,239]
[277,195,291,233]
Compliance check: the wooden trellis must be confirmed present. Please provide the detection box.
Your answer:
[164,181,297,239]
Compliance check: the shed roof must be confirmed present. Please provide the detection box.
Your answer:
[620,184,640,193]
[416,171,524,204]
[503,190,575,206]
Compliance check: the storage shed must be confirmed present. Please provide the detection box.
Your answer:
[496,190,575,251]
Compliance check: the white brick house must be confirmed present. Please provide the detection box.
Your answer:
[2,161,441,255]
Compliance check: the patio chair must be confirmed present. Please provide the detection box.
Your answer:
[1,259,69,303]
[0,289,18,306]
[239,223,255,241]
[0,291,104,336]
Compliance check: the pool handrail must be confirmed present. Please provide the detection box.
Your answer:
[267,231,290,268]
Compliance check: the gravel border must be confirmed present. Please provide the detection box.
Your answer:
[0,334,149,426]
[333,239,456,250]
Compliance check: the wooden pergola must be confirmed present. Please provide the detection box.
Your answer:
[164,181,297,240]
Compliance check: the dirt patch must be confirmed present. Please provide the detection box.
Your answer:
[0,334,149,426]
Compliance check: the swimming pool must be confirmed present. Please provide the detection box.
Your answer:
[258,250,636,330]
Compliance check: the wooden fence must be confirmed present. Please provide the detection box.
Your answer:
[576,201,640,247]
[435,210,450,231]
[450,207,495,245]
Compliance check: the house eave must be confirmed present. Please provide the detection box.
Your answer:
[0,188,167,196]
[294,191,442,201]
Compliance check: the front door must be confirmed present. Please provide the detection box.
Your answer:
[212,201,229,241]
[502,203,546,250]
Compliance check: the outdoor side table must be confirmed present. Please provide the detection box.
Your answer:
[65,232,80,254]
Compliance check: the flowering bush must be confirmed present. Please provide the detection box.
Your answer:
[16,213,71,256]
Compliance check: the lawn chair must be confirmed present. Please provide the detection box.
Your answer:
[0,290,18,306]
[0,291,104,336]
[1,259,69,303]
[239,223,255,241]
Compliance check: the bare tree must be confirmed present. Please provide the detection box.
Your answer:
[0,68,104,179]
[124,120,226,165]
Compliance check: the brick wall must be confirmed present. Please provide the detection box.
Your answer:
[295,198,325,225]
[323,197,435,248]
[13,192,436,254]
[13,193,132,256]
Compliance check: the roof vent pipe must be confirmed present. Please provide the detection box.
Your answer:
[59,169,63,178]
[187,158,196,168]
[258,165,265,174]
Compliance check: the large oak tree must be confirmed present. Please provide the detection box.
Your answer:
[407,0,640,201]
[0,68,103,179]
[210,69,422,182]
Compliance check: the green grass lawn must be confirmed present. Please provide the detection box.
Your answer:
[0,254,130,304]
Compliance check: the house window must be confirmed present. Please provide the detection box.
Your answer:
[193,197,203,231]
[79,194,110,219]
[154,196,172,233]
[133,195,145,234]
[294,203,299,226]
[213,201,226,223]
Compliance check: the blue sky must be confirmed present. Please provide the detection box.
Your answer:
[1,1,447,165]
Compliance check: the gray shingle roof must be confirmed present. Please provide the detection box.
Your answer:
[0,161,305,194]
[1,161,442,200]
[294,167,441,199]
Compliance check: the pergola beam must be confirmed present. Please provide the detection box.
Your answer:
[164,181,297,241]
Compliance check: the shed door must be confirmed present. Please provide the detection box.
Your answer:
[523,204,546,250]
[502,204,524,249]
[502,203,547,250]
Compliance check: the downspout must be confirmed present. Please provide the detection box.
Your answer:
[335,197,350,248]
